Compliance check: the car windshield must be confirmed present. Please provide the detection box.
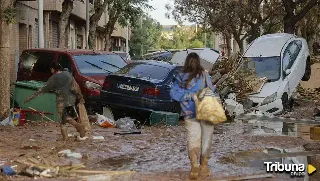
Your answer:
[115,63,171,80]
[117,53,127,59]
[241,56,281,81]
[73,54,127,75]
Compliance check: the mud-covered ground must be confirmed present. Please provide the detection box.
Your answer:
[1,103,319,181]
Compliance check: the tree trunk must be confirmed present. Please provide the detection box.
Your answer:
[233,34,244,54]
[104,33,112,51]
[88,23,97,49]
[58,0,73,48]
[104,21,116,51]
[308,34,315,55]
[88,0,109,49]
[225,33,231,56]
[0,0,13,119]
[284,19,295,34]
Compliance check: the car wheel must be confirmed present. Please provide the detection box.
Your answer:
[302,59,311,81]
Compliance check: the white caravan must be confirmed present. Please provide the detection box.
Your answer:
[241,33,311,114]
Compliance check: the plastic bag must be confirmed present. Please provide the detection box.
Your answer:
[115,117,137,130]
[96,113,115,128]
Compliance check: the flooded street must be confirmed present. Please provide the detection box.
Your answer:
[0,100,319,180]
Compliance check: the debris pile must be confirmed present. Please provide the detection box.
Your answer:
[212,52,264,101]
[310,55,320,65]
[297,85,320,100]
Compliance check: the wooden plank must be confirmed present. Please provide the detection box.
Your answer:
[211,173,274,181]
[67,170,135,175]
[236,151,320,162]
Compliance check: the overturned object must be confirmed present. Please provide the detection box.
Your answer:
[224,99,244,116]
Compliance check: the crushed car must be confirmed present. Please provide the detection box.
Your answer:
[219,33,312,116]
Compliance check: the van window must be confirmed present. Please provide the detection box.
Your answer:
[57,54,73,73]
[21,51,54,73]
[18,51,55,82]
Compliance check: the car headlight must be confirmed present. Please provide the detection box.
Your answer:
[84,81,102,90]
[261,92,277,106]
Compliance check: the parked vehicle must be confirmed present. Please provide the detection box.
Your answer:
[100,60,181,113]
[17,48,128,113]
[171,48,220,71]
[113,51,131,62]
[241,33,311,114]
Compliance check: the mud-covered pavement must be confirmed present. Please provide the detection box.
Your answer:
[0,100,320,180]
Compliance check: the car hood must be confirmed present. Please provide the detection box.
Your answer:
[249,80,282,98]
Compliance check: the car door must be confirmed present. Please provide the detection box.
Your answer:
[282,40,302,95]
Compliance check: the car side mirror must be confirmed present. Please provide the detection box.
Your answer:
[285,69,291,75]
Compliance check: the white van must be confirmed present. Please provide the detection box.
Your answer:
[241,33,311,114]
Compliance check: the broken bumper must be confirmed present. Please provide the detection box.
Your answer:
[256,99,283,114]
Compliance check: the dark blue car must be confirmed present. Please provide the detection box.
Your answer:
[100,60,182,113]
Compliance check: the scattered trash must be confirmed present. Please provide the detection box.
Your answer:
[1,166,16,176]
[21,166,57,178]
[77,136,88,141]
[115,117,137,130]
[58,149,82,159]
[67,152,82,159]
[96,113,115,128]
[1,113,14,126]
[29,139,35,142]
[93,136,104,140]
[114,130,142,135]
[224,99,244,116]
[22,146,40,150]
[58,149,72,155]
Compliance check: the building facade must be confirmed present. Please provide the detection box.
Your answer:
[9,0,130,82]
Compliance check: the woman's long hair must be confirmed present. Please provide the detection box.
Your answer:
[182,52,204,87]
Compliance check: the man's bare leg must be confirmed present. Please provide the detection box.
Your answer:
[66,116,86,138]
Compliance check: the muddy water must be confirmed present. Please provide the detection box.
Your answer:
[230,118,320,181]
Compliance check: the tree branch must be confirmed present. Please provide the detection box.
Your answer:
[292,0,319,23]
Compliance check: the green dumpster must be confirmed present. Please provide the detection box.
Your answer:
[13,81,58,122]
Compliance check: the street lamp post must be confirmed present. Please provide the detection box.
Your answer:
[38,0,44,48]
[86,0,89,49]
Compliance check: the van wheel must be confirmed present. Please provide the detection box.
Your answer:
[302,58,311,81]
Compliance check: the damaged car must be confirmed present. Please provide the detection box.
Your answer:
[100,60,182,116]
[240,33,311,115]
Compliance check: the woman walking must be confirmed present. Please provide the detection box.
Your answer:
[170,53,219,180]
[24,62,86,141]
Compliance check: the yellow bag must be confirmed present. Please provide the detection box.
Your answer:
[195,72,227,124]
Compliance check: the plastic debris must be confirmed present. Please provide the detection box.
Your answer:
[67,152,82,159]
[92,136,104,140]
[115,117,137,130]
[224,99,244,116]
[58,149,72,155]
[77,136,88,141]
[96,113,115,128]
[0,117,14,126]
[1,166,16,176]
